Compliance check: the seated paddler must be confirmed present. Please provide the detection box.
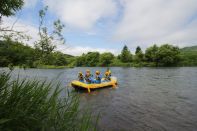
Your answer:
[104,71,111,81]
[78,72,84,82]
[106,67,111,77]
[94,71,102,84]
[84,69,93,84]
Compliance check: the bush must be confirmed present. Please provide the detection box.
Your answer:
[0,72,98,130]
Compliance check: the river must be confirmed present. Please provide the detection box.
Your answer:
[1,67,197,131]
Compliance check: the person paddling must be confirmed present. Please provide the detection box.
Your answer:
[84,69,93,84]
[78,72,84,82]
[104,71,111,81]
[106,67,111,77]
[94,71,102,84]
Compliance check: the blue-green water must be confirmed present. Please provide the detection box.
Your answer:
[1,67,197,131]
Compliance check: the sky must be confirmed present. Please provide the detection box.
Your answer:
[3,0,197,56]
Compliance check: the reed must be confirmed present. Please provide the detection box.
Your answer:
[0,71,98,131]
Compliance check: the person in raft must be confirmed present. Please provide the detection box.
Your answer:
[104,71,111,81]
[94,71,102,84]
[84,69,93,84]
[78,72,84,82]
[106,67,112,77]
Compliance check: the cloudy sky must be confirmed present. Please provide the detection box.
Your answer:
[4,0,197,55]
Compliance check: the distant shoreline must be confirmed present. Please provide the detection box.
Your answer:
[1,65,197,70]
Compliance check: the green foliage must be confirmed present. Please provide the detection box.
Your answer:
[99,52,114,66]
[181,46,197,52]
[0,40,72,68]
[144,44,181,66]
[134,50,144,63]
[52,51,67,66]
[0,40,36,67]
[76,52,100,67]
[157,44,181,66]
[85,52,100,66]
[76,54,86,67]
[120,45,132,63]
[0,0,24,18]
[135,46,142,54]
[0,72,97,130]
[111,58,132,67]
[0,39,196,68]
[76,52,115,67]
[180,45,197,66]
[34,6,65,64]
[145,44,159,63]
[179,50,197,66]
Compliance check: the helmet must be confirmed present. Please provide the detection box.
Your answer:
[96,71,100,74]
[79,72,82,75]
[86,69,90,73]
[105,72,109,75]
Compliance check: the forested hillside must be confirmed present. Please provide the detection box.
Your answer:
[179,46,197,66]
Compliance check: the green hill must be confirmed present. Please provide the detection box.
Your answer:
[180,45,197,66]
[181,45,197,52]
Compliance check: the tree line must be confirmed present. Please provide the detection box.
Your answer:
[0,39,74,68]
[1,39,196,68]
[75,44,182,67]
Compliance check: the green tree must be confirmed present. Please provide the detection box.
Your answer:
[85,52,100,66]
[180,47,197,66]
[145,44,159,63]
[135,46,142,54]
[0,0,24,20]
[99,52,114,66]
[157,44,181,66]
[0,39,36,67]
[120,45,132,63]
[134,51,144,63]
[0,0,29,41]
[75,54,86,66]
[134,46,143,62]
[35,6,65,64]
[52,51,67,66]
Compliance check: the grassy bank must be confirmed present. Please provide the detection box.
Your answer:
[0,71,98,130]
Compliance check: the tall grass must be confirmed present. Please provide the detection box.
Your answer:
[0,72,98,131]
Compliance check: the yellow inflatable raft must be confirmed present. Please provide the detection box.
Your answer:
[71,77,117,93]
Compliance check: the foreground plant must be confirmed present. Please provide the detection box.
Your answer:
[0,72,98,131]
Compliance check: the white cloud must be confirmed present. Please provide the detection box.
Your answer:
[114,0,197,48]
[56,44,117,56]
[43,0,117,30]
[1,17,116,56]
[0,17,39,46]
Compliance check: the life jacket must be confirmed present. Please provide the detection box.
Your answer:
[78,74,84,81]
[104,71,111,80]
[108,70,111,76]
[105,75,111,81]
[95,74,101,80]
[85,73,92,83]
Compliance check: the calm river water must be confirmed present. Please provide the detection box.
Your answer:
[1,67,197,131]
